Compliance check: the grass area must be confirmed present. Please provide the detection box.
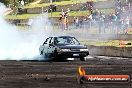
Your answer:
[25,0,87,8]
[25,0,107,8]
[5,14,40,19]
[16,25,29,30]
[80,40,132,47]
[49,10,90,17]
[5,10,90,19]
[5,8,114,20]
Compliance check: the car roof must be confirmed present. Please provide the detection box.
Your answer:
[48,36,75,39]
[56,36,74,38]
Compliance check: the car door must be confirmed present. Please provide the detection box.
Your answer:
[47,37,56,55]
[42,37,52,55]
[39,38,49,55]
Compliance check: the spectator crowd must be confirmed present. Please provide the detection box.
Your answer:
[59,0,132,34]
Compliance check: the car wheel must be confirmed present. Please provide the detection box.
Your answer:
[80,57,86,61]
[52,51,58,61]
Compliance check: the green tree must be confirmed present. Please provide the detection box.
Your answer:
[0,0,34,5]
[0,0,10,5]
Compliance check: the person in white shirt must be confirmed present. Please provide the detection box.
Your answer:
[28,18,33,27]
[21,0,24,8]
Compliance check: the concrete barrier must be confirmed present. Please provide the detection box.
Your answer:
[74,34,132,40]
[26,7,49,14]
[87,45,132,57]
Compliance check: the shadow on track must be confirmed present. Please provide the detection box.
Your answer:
[20,58,70,62]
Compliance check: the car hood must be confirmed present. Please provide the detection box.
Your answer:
[57,44,87,49]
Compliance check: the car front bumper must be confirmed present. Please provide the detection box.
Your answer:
[56,51,89,58]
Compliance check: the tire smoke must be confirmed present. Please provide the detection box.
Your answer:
[0,3,52,60]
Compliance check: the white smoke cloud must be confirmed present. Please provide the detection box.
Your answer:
[0,3,52,60]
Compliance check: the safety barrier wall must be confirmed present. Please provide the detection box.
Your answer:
[75,34,132,40]
[26,7,49,14]
[87,45,132,57]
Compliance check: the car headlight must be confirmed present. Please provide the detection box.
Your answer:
[60,49,71,52]
[80,49,89,51]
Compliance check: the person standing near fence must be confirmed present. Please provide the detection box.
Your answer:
[118,17,124,33]
[110,13,118,33]
[27,18,33,29]
[21,0,25,8]
[124,16,130,33]
[59,8,70,30]
[59,9,65,30]
[87,14,93,31]
[59,9,65,20]
[64,17,69,30]
[98,12,105,34]
[74,17,79,29]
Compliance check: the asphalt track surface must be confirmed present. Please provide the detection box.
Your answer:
[0,56,132,88]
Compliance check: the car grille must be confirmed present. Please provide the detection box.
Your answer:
[70,49,80,51]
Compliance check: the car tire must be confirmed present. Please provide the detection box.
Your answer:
[52,51,58,61]
[80,57,86,61]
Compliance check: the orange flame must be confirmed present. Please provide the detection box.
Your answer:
[78,66,86,76]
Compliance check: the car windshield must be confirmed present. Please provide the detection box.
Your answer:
[54,37,80,45]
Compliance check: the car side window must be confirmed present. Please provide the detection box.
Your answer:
[43,38,49,45]
[54,37,59,45]
[49,37,54,44]
[43,38,51,45]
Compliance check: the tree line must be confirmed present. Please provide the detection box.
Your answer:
[1,0,71,5]
[0,0,34,5]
